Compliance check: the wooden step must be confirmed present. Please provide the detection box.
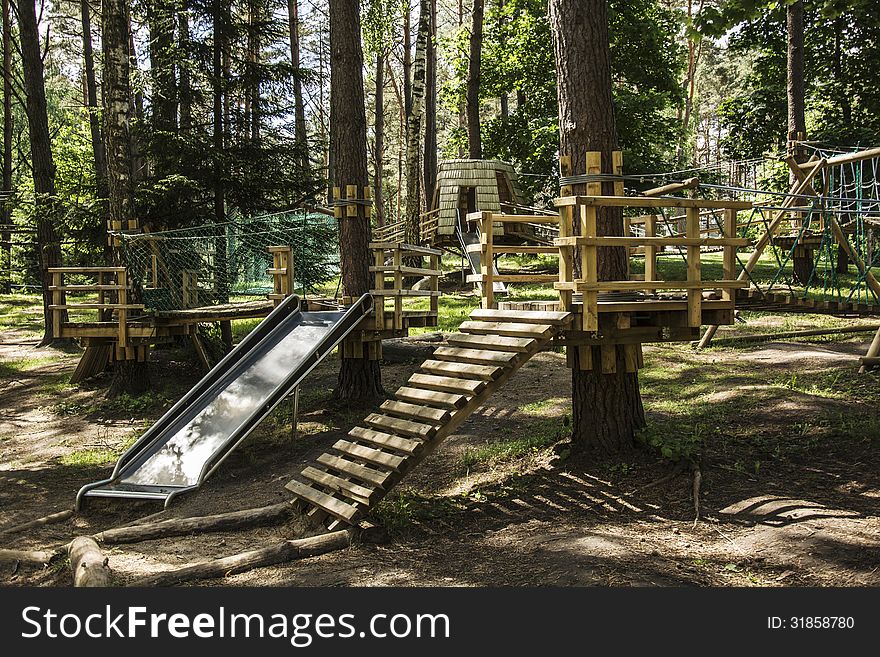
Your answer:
[364,413,437,439]
[285,479,362,523]
[300,466,376,507]
[349,426,423,455]
[395,386,468,410]
[458,321,555,339]
[433,346,520,366]
[316,453,392,488]
[379,399,450,424]
[470,309,571,325]
[408,372,485,395]
[333,439,406,471]
[419,359,503,381]
[447,333,537,353]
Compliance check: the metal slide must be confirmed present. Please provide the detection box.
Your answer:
[76,294,373,508]
[456,222,507,294]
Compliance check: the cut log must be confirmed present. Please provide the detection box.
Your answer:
[0,508,74,536]
[69,536,112,587]
[0,547,62,566]
[132,530,353,587]
[94,501,299,545]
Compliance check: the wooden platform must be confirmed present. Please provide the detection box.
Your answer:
[285,308,573,528]
[153,300,275,324]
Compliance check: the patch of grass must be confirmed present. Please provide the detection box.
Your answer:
[60,447,120,467]
[101,391,170,415]
[459,417,567,469]
[519,398,568,415]
[0,355,64,379]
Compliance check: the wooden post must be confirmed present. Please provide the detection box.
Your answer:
[480,211,494,309]
[51,270,62,338]
[860,327,880,374]
[393,245,402,329]
[117,269,128,350]
[558,155,574,313]
[373,245,385,330]
[644,214,657,291]
[721,208,736,304]
[686,206,701,327]
[581,152,602,332]
[429,252,439,317]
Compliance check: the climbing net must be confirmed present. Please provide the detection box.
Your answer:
[118,210,340,312]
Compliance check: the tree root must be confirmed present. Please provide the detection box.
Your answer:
[691,460,702,527]
[629,459,686,494]
[0,508,75,536]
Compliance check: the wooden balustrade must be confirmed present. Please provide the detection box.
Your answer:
[369,241,442,332]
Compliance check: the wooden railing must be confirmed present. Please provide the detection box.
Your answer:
[373,210,440,246]
[369,241,442,331]
[48,267,144,347]
[465,210,561,308]
[553,195,752,329]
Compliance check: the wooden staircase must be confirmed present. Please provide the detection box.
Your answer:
[285,308,573,528]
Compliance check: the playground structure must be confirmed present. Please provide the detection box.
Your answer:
[67,144,880,527]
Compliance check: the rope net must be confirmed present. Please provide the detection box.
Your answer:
[118,210,340,312]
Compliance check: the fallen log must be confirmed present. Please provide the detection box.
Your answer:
[69,537,112,587]
[0,508,75,536]
[94,501,299,545]
[131,530,353,587]
[0,547,63,566]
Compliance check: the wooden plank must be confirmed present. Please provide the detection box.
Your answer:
[348,426,423,455]
[300,467,376,507]
[379,399,450,424]
[49,304,144,310]
[48,285,125,291]
[369,266,441,277]
[458,321,554,339]
[315,454,391,488]
[687,206,702,327]
[408,373,485,395]
[554,280,748,291]
[395,386,469,410]
[363,413,437,439]
[419,359,503,381]
[432,346,519,366]
[446,333,537,353]
[47,267,127,273]
[332,440,406,471]
[469,308,570,325]
[467,274,559,284]
[369,289,442,297]
[285,479,362,523]
[554,196,754,210]
[554,236,750,247]
[368,241,442,256]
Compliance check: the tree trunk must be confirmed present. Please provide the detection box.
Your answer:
[329,0,383,403]
[549,0,645,453]
[374,50,385,226]
[147,0,178,135]
[104,0,149,393]
[213,1,229,304]
[68,537,112,587]
[422,0,437,212]
[178,2,193,133]
[1,0,12,293]
[287,0,309,173]
[403,1,412,119]
[498,0,508,119]
[81,0,107,200]
[249,0,261,144]
[466,0,484,159]
[405,1,429,246]
[17,0,65,343]
[127,23,147,182]
[786,1,806,139]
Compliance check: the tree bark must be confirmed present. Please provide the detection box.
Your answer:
[786,0,806,139]
[466,0,484,159]
[329,0,383,402]
[1,0,11,293]
[549,0,645,453]
[212,0,229,304]
[405,1,429,246]
[287,0,309,173]
[17,0,65,343]
[69,536,112,587]
[422,0,437,211]
[403,1,412,118]
[374,50,385,226]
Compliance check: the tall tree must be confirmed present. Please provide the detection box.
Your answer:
[17,0,66,344]
[287,0,309,172]
[402,1,412,118]
[423,0,437,211]
[178,2,193,132]
[405,0,429,245]
[1,0,12,293]
[147,0,178,135]
[329,0,383,402]
[466,0,484,158]
[81,0,107,199]
[549,0,646,451]
[786,0,806,144]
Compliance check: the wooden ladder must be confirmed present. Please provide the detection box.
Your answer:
[285,308,573,528]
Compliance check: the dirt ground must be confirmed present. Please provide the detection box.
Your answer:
[1,320,878,587]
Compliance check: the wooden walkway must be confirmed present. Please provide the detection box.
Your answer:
[285,308,573,528]
[736,289,880,317]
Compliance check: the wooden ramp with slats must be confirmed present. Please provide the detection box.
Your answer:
[285,308,573,528]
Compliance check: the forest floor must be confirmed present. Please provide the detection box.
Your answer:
[0,293,879,587]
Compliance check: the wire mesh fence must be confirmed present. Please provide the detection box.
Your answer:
[119,210,339,312]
